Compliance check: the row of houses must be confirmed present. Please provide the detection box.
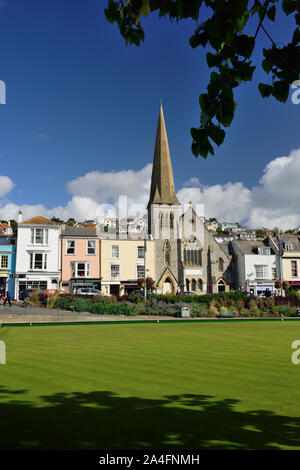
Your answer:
[1,105,300,300]
[1,214,300,300]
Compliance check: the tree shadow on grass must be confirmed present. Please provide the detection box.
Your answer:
[0,386,300,450]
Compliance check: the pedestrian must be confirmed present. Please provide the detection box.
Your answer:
[4,290,12,307]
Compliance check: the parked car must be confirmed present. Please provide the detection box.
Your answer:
[76,288,102,296]
[42,289,65,300]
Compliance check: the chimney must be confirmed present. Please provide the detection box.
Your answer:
[18,210,23,224]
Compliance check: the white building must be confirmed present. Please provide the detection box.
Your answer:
[15,214,61,299]
[232,239,280,295]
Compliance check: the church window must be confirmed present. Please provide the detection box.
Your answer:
[219,258,224,271]
[164,240,171,266]
[170,212,174,229]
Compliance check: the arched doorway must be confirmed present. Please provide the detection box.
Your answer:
[163,277,174,294]
[191,279,196,292]
[186,279,190,292]
[217,279,226,292]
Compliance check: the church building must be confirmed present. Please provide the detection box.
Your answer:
[147,105,233,295]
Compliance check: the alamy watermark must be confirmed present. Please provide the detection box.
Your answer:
[291,340,300,365]
[291,80,300,105]
[0,340,6,364]
[0,80,6,104]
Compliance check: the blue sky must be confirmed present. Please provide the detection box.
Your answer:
[0,0,299,229]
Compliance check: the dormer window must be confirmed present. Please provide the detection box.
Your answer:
[284,243,294,252]
[259,247,271,255]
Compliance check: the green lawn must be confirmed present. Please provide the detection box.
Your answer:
[0,321,300,450]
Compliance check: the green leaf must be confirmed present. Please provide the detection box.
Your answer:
[206,52,221,68]
[258,83,273,98]
[232,35,255,58]
[273,81,290,102]
[282,0,297,15]
[266,5,276,21]
[209,124,225,146]
[140,0,150,17]
[216,89,236,127]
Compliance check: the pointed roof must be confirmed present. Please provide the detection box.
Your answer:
[21,216,57,225]
[147,104,179,208]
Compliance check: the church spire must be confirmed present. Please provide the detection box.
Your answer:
[147,104,179,208]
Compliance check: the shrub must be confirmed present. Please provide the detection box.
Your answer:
[248,300,259,316]
[208,300,219,317]
[29,289,41,306]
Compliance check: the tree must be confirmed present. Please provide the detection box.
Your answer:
[105,0,300,159]
[256,229,266,238]
[9,219,18,236]
[66,218,76,227]
[51,216,64,224]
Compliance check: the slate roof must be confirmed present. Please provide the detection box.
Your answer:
[233,239,275,255]
[61,226,97,237]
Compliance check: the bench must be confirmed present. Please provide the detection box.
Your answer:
[219,310,235,318]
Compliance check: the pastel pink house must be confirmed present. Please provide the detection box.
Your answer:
[60,226,101,294]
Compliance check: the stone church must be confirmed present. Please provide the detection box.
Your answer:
[147,105,233,295]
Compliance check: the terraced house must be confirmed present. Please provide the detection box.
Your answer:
[271,235,300,291]
[0,223,16,299]
[60,225,101,294]
[15,213,61,300]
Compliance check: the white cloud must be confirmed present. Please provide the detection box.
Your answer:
[0,176,14,197]
[177,182,252,223]
[0,149,300,230]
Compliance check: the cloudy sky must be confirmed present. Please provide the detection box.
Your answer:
[0,1,299,230]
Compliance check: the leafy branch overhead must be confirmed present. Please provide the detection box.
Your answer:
[105,0,300,159]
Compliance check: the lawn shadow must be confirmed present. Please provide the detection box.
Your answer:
[0,386,300,450]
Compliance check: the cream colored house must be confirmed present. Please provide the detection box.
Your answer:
[100,238,155,296]
[278,236,300,290]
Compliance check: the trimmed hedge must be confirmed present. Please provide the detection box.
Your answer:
[54,296,137,316]
[150,291,247,305]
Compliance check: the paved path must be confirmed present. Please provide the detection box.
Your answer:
[0,303,176,324]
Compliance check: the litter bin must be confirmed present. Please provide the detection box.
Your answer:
[181,307,190,318]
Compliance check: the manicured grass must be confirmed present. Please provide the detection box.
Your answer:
[0,321,300,449]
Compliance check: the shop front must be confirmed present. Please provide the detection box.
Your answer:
[247,280,274,296]
[70,277,102,294]
[16,274,59,300]
[290,281,300,290]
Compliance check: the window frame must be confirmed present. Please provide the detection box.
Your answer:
[111,245,120,259]
[70,261,90,278]
[31,228,49,245]
[29,252,47,271]
[137,246,145,259]
[110,263,120,279]
[291,260,298,277]
[136,264,145,279]
[0,255,9,269]
[255,265,269,279]
[87,240,96,255]
[66,240,76,255]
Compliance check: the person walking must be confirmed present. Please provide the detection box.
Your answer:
[4,290,12,307]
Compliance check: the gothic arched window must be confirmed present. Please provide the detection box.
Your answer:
[164,240,171,266]
[170,212,174,229]
[159,212,163,230]
[219,257,224,272]
[183,238,202,267]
